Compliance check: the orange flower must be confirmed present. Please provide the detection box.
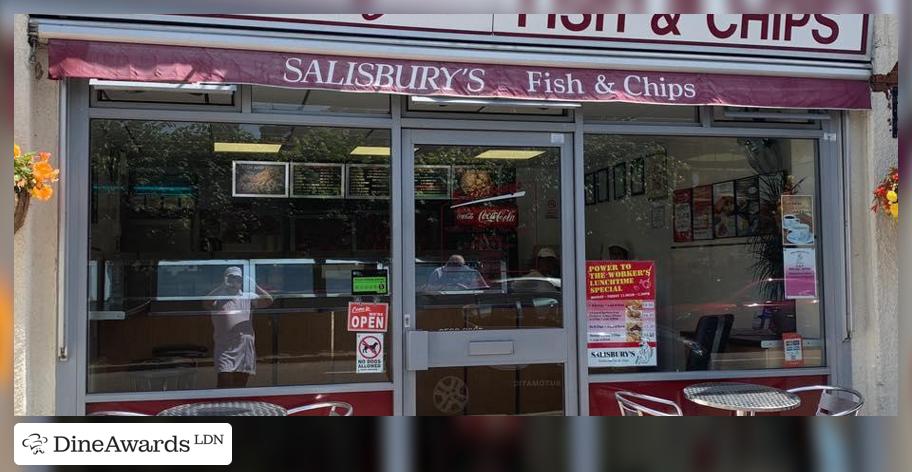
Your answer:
[38,152,51,162]
[14,144,21,158]
[31,184,53,201]
[32,160,59,182]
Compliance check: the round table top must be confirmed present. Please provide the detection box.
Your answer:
[158,400,287,417]
[683,382,801,413]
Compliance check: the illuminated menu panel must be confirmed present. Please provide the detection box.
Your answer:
[291,163,344,198]
[348,164,391,199]
[415,165,451,200]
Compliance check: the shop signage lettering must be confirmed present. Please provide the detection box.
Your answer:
[454,206,518,228]
[284,59,700,101]
[347,302,389,333]
[197,14,867,56]
[49,40,871,110]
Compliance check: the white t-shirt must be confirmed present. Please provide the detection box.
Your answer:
[211,291,258,374]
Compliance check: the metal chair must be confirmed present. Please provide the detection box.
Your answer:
[786,385,864,416]
[287,401,354,416]
[615,391,683,416]
[87,411,150,416]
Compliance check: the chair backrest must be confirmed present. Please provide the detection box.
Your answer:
[787,385,864,416]
[87,411,150,416]
[287,401,354,416]
[686,314,734,371]
[615,391,683,416]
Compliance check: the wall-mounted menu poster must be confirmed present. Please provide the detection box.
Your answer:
[348,164,390,199]
[712,181,736,238]
[692,185,713,240]
[291,163,344,198]
[232,161,289,198]
[673,188,693,242]
[415,165,451,200]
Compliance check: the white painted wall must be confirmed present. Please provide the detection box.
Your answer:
[846,14,898,416]
[13,14,60,415]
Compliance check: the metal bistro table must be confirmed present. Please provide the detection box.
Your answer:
[683,382,801,416]
[157,400,287,417]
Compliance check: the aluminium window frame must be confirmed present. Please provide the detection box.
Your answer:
[56,78,851,416]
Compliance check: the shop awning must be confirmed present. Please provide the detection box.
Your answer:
[47,39,871,110]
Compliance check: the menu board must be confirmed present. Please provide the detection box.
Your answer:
[291,163,343,198]
[586,261,657,368]
[348,164,390,199]
[415,166,451,199]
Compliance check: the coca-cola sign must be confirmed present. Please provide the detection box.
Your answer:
[455,206,518,228]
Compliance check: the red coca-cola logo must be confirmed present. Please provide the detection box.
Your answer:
[455,206,518,228]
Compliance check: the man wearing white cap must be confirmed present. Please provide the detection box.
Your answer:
[204,266,273,388]
[513,247,561,292]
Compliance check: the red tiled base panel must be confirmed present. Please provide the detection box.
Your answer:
[589,375,828,416]
[86,391,393,416]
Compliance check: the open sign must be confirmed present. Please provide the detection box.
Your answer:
[347,302,389,333]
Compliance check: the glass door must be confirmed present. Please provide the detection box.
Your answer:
[402,130,577,415]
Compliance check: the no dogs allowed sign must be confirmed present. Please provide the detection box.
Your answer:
[356,333,384,374]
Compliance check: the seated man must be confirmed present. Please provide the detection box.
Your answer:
[424,254,489,292]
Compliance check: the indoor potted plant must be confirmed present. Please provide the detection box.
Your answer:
[13,144,59,233]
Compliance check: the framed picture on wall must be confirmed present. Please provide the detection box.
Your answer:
[646,147,669,201]
[712,180,737,238]
[584,172,596,205]
[735,176,761,236]
[232,161,289,198]
[692,185,713,240]
[597,168,610,202]
[612,162,627,200]
[630,157,645,196]
[673,188,694,242]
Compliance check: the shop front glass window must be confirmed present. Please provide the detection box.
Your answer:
[584,135,824,373]
[88,120,392,393]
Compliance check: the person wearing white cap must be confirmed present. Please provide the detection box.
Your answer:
[513,247,561,292]
[204,266,273,388]
[529,247,560,278]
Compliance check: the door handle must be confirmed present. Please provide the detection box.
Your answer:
[406,330,429,371]
[468,341,514,356]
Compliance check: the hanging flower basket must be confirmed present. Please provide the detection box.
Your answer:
[13,144,59,233]
[871,166,899,221]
